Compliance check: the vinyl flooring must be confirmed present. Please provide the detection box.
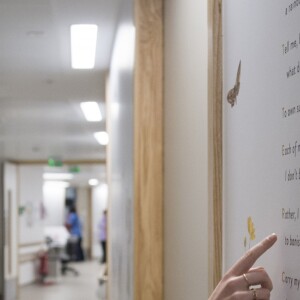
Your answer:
[19,260,107,300]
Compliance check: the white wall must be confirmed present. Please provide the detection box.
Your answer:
[19,165,44,245]
[3,163,18,299]
[18,165,45,285]
[164,0,209,299]
[4,163,18,280]
[43,182,66,226]
[18,262,38,286]
[107,0,134,299]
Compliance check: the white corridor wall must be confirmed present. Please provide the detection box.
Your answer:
[107,0,135,299]
[164,0,209,299]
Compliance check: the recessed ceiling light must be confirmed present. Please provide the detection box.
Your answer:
[89,178,99,186]
[70,24,98,69]
[80,101,102,122]
[43,173,74,180]
[94,131,109,145]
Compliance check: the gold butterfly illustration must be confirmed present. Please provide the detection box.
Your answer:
[227,60,241,107]
[244,216,256,250]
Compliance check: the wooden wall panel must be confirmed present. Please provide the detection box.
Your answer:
[208,0,223,293]
[134,0,163,300]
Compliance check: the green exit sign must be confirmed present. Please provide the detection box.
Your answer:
[69,166,80,173]
[48,158,63,167]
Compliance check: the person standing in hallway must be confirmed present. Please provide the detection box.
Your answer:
[98,209,107,264]
[66,206,85,261]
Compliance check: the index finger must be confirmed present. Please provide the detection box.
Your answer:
[228,233,277,276]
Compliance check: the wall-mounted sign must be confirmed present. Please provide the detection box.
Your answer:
[223,1,300,299]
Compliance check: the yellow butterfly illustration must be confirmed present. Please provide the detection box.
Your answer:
[244,216,256,250]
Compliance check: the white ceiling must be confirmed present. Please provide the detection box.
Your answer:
[0,0,122,164]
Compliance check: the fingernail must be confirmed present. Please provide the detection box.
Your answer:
[268,233,277,241]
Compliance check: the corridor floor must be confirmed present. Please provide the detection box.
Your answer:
[19,260,106,300]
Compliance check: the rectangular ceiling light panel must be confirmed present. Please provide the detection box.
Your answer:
[43,173,74,180]
[80,101,102,122]
[94,131,109,145]
[71,24,98,69]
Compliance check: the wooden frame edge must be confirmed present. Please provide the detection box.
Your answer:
[208,0,223,293]
[134,0,164,299]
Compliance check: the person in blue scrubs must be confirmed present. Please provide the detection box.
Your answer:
[66,206,85,261]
